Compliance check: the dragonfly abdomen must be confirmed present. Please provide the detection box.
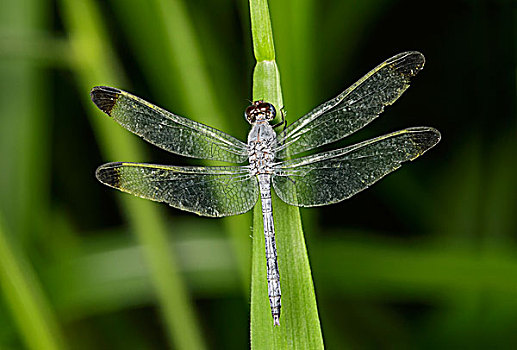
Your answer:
[248,121,281,325]
[258,174,281,326]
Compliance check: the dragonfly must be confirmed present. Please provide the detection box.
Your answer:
[91,51,441,326]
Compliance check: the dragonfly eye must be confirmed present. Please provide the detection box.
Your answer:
[257,102,276,121]
[245,101,276,123]
[244,105,256,124]
[265,103,276,120]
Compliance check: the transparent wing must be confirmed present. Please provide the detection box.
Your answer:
[276,52,425,158]
[273,127,440,207]
[91,86,249,163]
[96,162,258,217]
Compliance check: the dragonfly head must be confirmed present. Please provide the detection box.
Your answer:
[244,100,276,124]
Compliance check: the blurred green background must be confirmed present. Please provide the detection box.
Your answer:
[0,0,515,348]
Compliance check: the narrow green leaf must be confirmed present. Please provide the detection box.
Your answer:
[0,0,51,248]
[253,61,283,108]
[58,1,206,349]
[0,214,66,350]
[249,0,275,61]
[249,1,324,348]
[0,32,73,67]
[312,235,517,296]
[109,0,252,293]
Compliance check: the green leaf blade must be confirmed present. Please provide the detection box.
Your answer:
[0,215,67,350]
[249,0,276,61]
[249,1,324,348]
[59,0,207,349]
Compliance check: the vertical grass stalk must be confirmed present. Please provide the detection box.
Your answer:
[0,214,66,350]
[59,0,206,349]
[109,0,252,292]
[249,0,324,348]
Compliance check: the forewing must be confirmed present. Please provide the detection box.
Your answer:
[91,86,249,163]
[273,127,440,207]
[276,52,425,158]
[96,162,258,217]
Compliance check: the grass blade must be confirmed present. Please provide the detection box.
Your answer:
[0,214,66,350]
[249,0,324,348]
[108,0,252,292]
[150,0,252,291]
[58,1,206,349]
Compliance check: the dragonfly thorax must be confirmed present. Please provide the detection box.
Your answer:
[244,100,276,124]
[247,122,277,176]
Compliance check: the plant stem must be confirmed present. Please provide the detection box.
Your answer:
[249,0,324,348]
[0,214,67,350]
[59,0,206,349]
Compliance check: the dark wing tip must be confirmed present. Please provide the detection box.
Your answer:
[420,127,441,146]
[389,51,426,78]
[95,162,123,188]
[407,127,442,152]
[90,86,122,116]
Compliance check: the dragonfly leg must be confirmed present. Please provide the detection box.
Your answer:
[272,107,287,130]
